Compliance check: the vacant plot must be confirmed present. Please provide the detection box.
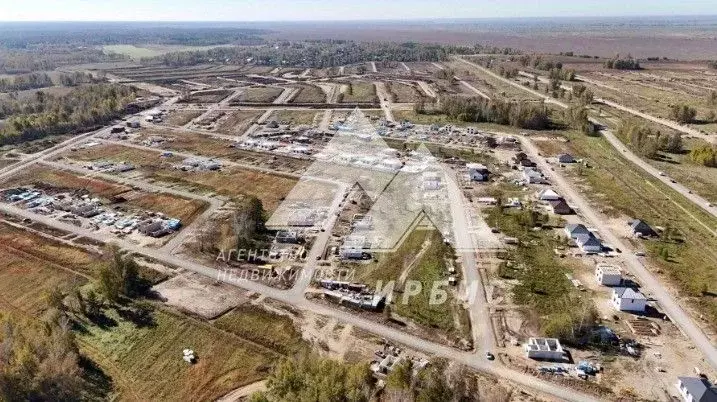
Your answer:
[61,143,182,169]
[165,110,204,126]
[387,82,421,103]
[126,193,208,223]
[179,89,232,104]
[341,82,378,104]
[2,166,130,199]
[0,223,94,311]
[77,307,277,401]
[269,110,318,126]
[290,84,327,103]
[238,87,284,103]
[214,305,307,355]
[152,167,296,212]
[215,110,264,135]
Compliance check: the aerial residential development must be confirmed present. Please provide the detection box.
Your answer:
[0,3,717,402]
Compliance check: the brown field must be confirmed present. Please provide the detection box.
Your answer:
[2,166,130,199]
[215,110,264,134]
[387,82,421,103]
[179,89,233,104]
[152,167,296,212]
[290,84,327,103]
[126,193,208,223]
[269,109,318,125]
[164,110,204,126]
[61,143,183,168]
[341,82,378,103]
[238,86,284,103]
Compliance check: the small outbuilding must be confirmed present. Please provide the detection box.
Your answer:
[557,153,576,163]
[549,199,573,215]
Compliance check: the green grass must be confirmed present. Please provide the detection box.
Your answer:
[77,308,277,401]
[392,231,467,335]
[290,85,326,103]
[238,87,284,103]
[269,110,318,125]
[213,305,307,355]
[484,207,594,338]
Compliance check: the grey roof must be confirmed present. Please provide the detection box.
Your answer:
[630,219,656,235]
[614,287,646,300]
[566,224,590,237]
[679,377,717,402]
[576,233,602,248]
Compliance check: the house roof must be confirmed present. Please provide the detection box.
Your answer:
[576,233,602,247]
[538,188,560,199]
[614,287,646,300]
[558,153,575,161]
[630,219,656,235]
[550,199,573,213]
[678,377,717,402]
[565,223,590,236]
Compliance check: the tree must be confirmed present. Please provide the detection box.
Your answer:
[669,104,697,124]
[0,312,87,401]
[96,245,142,303]
[257,353,374,402]
[689,145,717,167]
[233,196,266,251]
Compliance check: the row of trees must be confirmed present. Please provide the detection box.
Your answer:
[435,96,552,130]
[689,145,717,167]
[669,104,697,124]
[564,106,596,135]
[618,121,683,159]
[144,40,480,68]
[0,71,95,92]
[0,46,126,74]
[0,84,137,145]
[604,55,641,70]
[251,353,507,402]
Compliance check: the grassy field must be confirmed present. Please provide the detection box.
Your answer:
[290,85,327,103]
[77,308,277,401]
[238,87,283,103]
[102,44,230,61]
[126,193,208,223]
[341,82,378,103]
[347,229,469,337]
[269,110,318,125]
[215,110,263,135]
[0,223,92,311]
[214,305,307,355]
[538,130,717,328]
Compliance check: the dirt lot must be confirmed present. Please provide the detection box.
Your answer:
[178,89,233,104]
[164,109,204,126]
[238,86,284,103]
[215,110,264,135]
[268,109,319,125]
[387,81,421,103]
[340,81,378,103]
[290,84,327,103]
[153,272,251,319]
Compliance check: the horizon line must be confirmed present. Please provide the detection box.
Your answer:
[1,14,716,24]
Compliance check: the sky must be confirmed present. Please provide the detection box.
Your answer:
[0,0,714,21]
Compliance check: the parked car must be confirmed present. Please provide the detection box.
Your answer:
[485,352,495,361]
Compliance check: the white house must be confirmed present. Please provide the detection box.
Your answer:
[524,338,566,361]
[612,288,647,312]
[595,264,622,286]
[676,377,717,402]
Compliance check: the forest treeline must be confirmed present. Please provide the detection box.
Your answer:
[0,84,137,145]
[417,95,552,130]
[143,41,493,68]
[0,71,95,92]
